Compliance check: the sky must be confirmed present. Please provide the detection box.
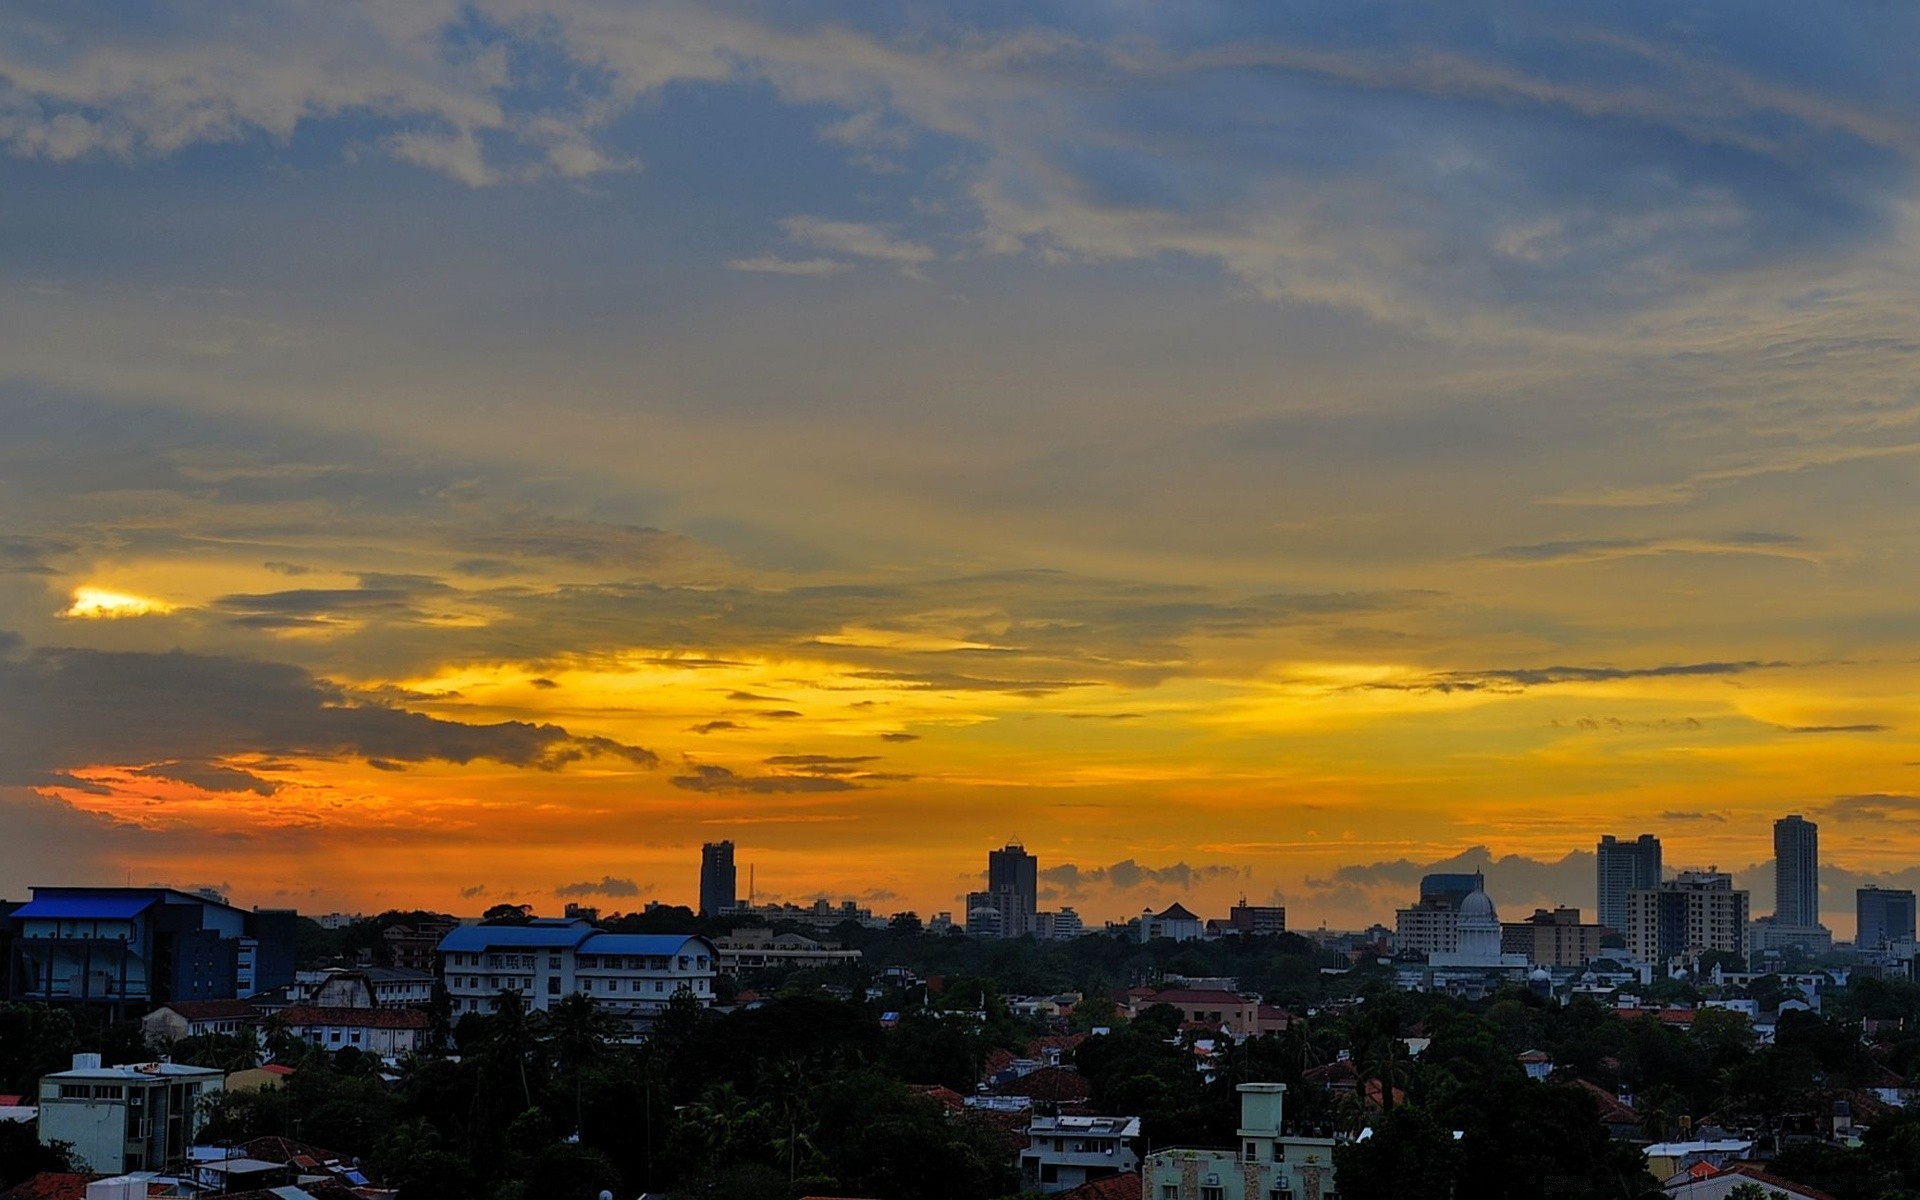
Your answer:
[4,2,1920,935]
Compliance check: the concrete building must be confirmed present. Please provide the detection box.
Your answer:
[9,887,295,1017]
[37,1054,224,1174]
[1627,871,1750,964]
[1139,903,1204,943]
[1429,882,1530,970]
[711,928,863,973]
[1124,988,1288,1039]
[699,841,737,918]
[438,918,716,1034]
[1394,871,1486,958]
[1858,886,1918,951]
[1031,908,1085,941]
[1502,907,1608,968]
[277,1005,432,1059]
[989,842,1039,917]
[1020,1114,1139,1194]
[1220,900,1287,936]
[1596,834,1663,935]
[1143,1083,1339,1200]
[1747,916,1831,956]
[381,919,457,974]
[141,999,258,1046]
[309,965,436,1008]
[968,887,1029,938]
[1773,815,1820,929]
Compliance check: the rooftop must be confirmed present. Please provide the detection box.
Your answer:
[278,1005,431,1029]
[46,1061,223,1081]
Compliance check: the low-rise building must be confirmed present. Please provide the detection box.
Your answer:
[1139,904,1204,943]
[711,928,863,974]
[141,999,258,1046]
[1020,1114,1139,1194]
[37,1054,224,1174]
[1143,1083,1340,1200]
[438,918,716,1034]
[277,1005,433,1059]
[1502,907,1608,968]
[309,966,436,1008]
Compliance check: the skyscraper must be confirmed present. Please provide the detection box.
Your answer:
[1774,815,1819,928]
[1595,834,1662,933]
[1857,886,1916,950]
[699,840,737,917]
[988,841,1038,914]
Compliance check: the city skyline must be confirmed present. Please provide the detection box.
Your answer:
[4,4,1920,932]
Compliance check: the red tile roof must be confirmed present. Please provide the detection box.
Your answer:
[908,1084,968,1114]
[0,1173,93,1200]
[1572,1078,1639,1126]
[1718,1163,1839,1200]
[1028,1033,1087,1057]
[278,1005,430,1029]
[1055,1173,1142,1200]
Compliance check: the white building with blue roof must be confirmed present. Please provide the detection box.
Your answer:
[437,918,716,1033]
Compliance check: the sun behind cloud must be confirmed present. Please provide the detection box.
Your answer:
[61,587,175,620]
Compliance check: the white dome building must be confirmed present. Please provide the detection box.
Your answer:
[1430,879,1531,970]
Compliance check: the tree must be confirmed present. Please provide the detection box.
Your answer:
[888,911,923,935]
[1333,1106,1460,1200]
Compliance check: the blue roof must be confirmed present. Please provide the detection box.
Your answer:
[436,922,595,952]
[13,894,157,919]
[578,933,710,956]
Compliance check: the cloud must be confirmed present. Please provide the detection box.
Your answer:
[1302,846,1596,916]
[778,216,935,275]
[726,255,854,277]
[1369,661,1783,694]
[460,883,489,899]
[130,759,281,796]
[1482,533,1814,565]
[1040,859,1246,897]
[554,875,644,898]
[0,635,657,786]
[0,535,75,575]
[1822,794,1920,823]
[689,720,747,735]
[669,764,860,794]
[1783,724,1890,734]
[878,732,919,742]
[1659,810,1728,823]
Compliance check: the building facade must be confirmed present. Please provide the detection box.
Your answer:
[438,918,717,1033]
[711,928,863,973]
[278,1005,432,1059]
[1143,1083,1339,1200]
[988,842,1039,916]
[1626,871,1750,964]
[1774,815,1820,928]
[37,1055,224,1174]
[1858,886,1918,951]
[9,887,295,1017]
[1501,907,1608,968]
[1596,834,1662,934]
[1020,1114,1139,1194]
[1222,901,1288,936]
[699,841,737,917]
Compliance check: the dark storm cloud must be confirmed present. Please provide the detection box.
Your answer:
[1822,794,1920,823]
[1040,859,1246,897]
[669,765,859,795]
[1303,846,1595,914]
[0,635,657,785]
[130,759,281,796]
[0,535,76,575]
[1368,661,1784,694]
[554,876,645,898]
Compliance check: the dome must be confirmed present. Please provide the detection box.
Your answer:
[1530,967,1551,982]
[1458,887,1497,923]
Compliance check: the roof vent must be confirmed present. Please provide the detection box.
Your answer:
[72,1052,102,1071]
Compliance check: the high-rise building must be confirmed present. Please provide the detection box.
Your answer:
[1596,834,1662,934]
[1774,815,1819,928]
[1626,870,1749,964]
[1395,871,1483,957]
[1857,886,1917,950]
[1501,907,1608,968]
[988,842,1038,914]
[699,841,737,917]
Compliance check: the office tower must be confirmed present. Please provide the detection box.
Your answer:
[699,840,737,917]
[1626,870,1749,963]
[1394,871,1484,957]
[1857,886,1917,950]
[988,842,1038,914]
[1774,815,1819,927]
[1596,834,1662,933]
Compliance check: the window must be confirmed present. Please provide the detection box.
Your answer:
[1202,1188,1225,1200]
[1161,1188,1179,1200]
[548,977,561,996]
[350,1031,362,1044]
[549,955,560,969]
[1245,1142,1258,1162]
[58,1084,89,1099]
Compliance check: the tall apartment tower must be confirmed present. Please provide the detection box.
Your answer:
[699,841,737,917]
[1773,815,1819,927]
[1596,834,1662,933]
[1626,870,1749,963]
[1857,886,1917,950]
[988,842,1038,915]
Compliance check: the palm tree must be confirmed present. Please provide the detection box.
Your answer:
[545,992,617,1134]
[761,1057,820,1191]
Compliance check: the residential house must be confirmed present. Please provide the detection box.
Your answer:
[141,998,259,1046]
[1143,1083,1340,1200]
[1661,1162,1837,1200]
[277,1005,432,1059]
[309,966,435,1008]
[36,1054,224,1174]
[1126,988,1284,1039]
[1643,1139,1756,1180]
[1020,1115,1140,1195]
